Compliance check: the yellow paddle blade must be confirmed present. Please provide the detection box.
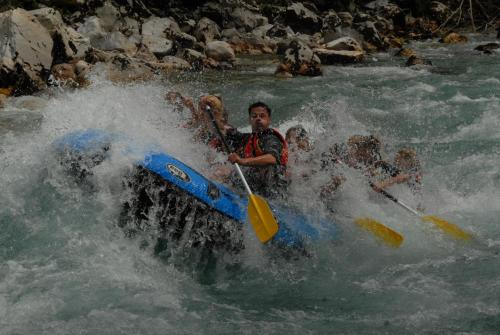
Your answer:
[421,215,472,240]
[354,217,404,248]
[247,194,279,243]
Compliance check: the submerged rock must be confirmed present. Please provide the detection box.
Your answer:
[395,47,417,58]
[406,55,432,66]
[440,32,468,44]
[474,43,499,54]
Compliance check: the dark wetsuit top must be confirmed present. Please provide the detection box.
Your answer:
[226,128,288,199]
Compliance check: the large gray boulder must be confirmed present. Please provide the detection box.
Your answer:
[141,16,180,58]
[364,0,402,19]
[194,17,221,43]
[284,3,322,35]
[229,7,268,32]
[141,35,174,57]
[355,20,387,49]
[95,1,121,32]
[0,9,53,93]
[267,24,295,39]
[251,24,273,39]
[276,39,322,77]
[205,41,235,62]
[142,16,181,37]
[182,48,206,70]
[170,30,197,49]
[322,10,342,31]
[99,30,136,53]
[30,8,90,61]
[313,48,365,64]
[338,12,353,27]
[323,37,364,52]
[77,16,136,53]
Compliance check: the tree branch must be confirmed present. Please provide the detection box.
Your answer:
[434,0,465,33]
[469,0,476,32]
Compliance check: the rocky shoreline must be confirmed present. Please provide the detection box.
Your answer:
[0,0,498,104]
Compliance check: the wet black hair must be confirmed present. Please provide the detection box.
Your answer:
[248,101,271,116]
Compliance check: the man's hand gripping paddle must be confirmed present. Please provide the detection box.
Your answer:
[205,106,278,243]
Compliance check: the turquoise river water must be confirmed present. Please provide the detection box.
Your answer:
[1,34,499,334]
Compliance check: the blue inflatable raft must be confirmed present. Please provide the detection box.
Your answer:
[53,129,338,251]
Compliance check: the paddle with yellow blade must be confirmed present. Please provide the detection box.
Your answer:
[333,160,404,247]
[354,217,404,248]
[375,186,471,240]
[205,105,278,243]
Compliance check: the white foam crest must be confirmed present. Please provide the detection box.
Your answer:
[333,65,429,79]
[249,89,277,100]
[450,104,500,140]
[449,92,499,103]
[405,82,437,94]
[478,77,500,85]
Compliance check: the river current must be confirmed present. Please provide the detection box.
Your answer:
[1,35,499,334]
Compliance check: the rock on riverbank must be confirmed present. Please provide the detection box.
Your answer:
[0,0,497,97]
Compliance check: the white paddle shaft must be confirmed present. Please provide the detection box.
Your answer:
[234,163,253,195]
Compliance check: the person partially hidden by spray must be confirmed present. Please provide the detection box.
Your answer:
[285,125,315,180]
[320,135,422,197]
[222,102,289,199]
[165,91,231,151]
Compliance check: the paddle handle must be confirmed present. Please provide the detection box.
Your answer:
[373,183,420,216]
[205,105,231,153]
[205,106,253,196]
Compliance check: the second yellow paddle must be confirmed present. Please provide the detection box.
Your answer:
[376,188,471,240]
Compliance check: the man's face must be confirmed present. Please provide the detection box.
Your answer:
[249,106,271,132]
